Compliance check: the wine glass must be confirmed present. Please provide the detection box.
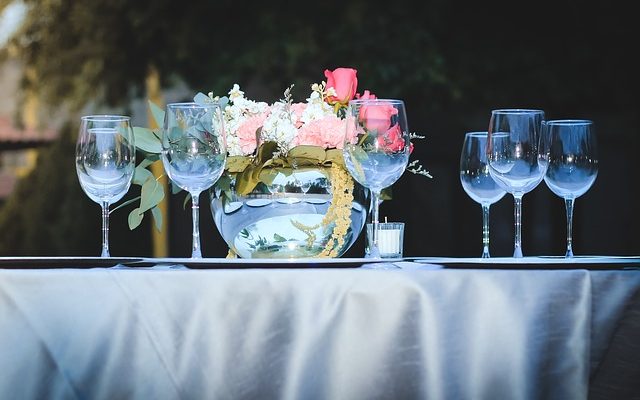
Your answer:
[343,99,410,258]
[75,115,135,257]
[542,119,598,257]
[486,109,546,258]
[161,102,226,258]
[460,131,507,258]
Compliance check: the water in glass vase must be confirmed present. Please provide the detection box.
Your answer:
[210,166,369,258]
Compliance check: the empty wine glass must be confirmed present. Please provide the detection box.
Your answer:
[542,119,598,257]
[343,99,410,258]
[75,115,135,257]
[486,109,546,258]
[460,131,507,258]
[161,102,226,258]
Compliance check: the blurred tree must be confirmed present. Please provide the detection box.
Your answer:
[0,122,151,256]
[4,0,635,256]
[0,0,455,256]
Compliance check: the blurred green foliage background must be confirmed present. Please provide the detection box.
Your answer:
[0,0,637,257]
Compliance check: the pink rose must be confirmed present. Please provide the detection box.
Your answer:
[355,90,376,100]
[359,102,398,132]
[236,111,269,155]
[325,67,358,105]
[377,124,407,152]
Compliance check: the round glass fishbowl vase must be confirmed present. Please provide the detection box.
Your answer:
[209,165,369,258]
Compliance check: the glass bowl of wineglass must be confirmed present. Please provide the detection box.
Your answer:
[161,102,227,258]
[75,115,135,257]
[342,99,410,258]
[542,119,598,257]
[486,109,547,258]
[460,131,507,258]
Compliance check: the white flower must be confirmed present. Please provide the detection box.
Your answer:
[260,102,297,152]
[301,90,334,123]
[228,84,244,101]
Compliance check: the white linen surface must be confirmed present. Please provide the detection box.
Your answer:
[1,267,639,400]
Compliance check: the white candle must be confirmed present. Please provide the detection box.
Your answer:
[377,229,401,255]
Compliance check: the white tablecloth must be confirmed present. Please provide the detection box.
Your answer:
[1,264,639,399]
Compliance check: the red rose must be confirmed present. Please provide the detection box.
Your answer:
[325,67,358,105]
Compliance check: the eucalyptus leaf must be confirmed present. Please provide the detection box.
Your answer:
[217,96,230,109]
[133,127,162,154]
[151,206,163,232]
[216,174,232,193]
[138,158,155,169]
[128,207,144,230]
[273,233,287,242]
[148,100,165,128]
[171,181,183,194]
[140,178,165,213]
[193,92,210,105]
[182,192,192,210]
[168,126,183,142]
[110,196,141,214]
[133,165,153,186]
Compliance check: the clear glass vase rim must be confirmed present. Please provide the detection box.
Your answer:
[491,108,544,114]
[167,102,221,109]
[545,119,593,126]
[81,115,130,122]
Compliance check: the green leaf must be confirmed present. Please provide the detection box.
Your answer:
[133,127,162,154]
[325,149,345,167]
[256,141,278,164]
[133,165,154,186]
[171,181,183,194]
[193,92,210,105]
[182,192,192,210]
[138,158,155,169]
[216,174,232,192]
[235,165,260,195]
[151,205,163,232]
[380,186,393,201]
[288,145,326,162]
[258,168,280,186]
[148,100,165,128]
[128,207,144,230]
[110,195,141,214]
[273,233,287,242]
[140,178,165,214]
[226,156,253,173]
[217,96,230,109]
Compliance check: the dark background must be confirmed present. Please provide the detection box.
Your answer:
[0,0,637,257]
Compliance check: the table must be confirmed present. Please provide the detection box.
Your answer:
[1,257,639,400]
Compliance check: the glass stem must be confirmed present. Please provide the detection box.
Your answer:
[481,204,490,258]
[101,201,110,258]
[513,194,523,258]
[565,198,575,258]
[191,192,202,258]
[370,190,381,257]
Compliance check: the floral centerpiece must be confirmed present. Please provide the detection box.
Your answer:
[129,67,430,258]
